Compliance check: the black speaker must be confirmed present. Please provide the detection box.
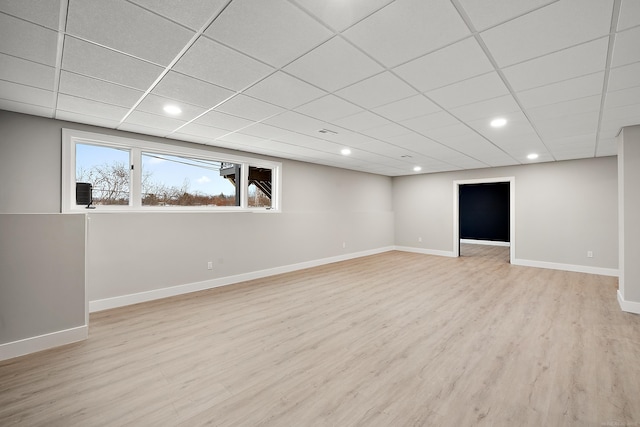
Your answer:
[76,182,93,207]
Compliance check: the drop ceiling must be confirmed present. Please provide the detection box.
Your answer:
[0,0,638,176]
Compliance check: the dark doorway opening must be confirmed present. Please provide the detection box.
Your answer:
[458,181,511,263]
[459,182,510,243]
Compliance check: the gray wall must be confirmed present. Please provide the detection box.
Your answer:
[0,110,394,305]
[619,125,640,304]
[0,214,85,344]
[393,157,618,269]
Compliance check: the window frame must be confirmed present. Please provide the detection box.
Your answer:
[62,129,281,213]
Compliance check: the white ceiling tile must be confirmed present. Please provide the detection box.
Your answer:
[263,111,329,136]
[426,72,509,109]
[169,133,212,146]
[57,94,129,120]
[273,132,328,149]
[361,123,412,140]
[204,0,332,68]
[135,94,206,120]
[66,0,195,66]
[244,71,326,109]
[290,0,393,32]
[517,72,605,109]
[480,0,614,67]
[444,156,488,170]
[607,62,640,91]
[526,95,602,122]
[0,98,52,117]
[618,0,640,31]
[545,133,596,149]
[611,26,640,68]
[0,13,58,65]
[336,72,417,109]
[311,127,376,148]
[174,37,274,91]
[596,137,617,157]
[284,37,384,92]
[502,37,609,92]
[59,71,144,108]
[551,145,596,161]
[357,140,419,159]
[534,111,600,140]
[418,122,475,142]
[295,95,363,122]
[231,137,298,155]
[467,111,539,142]
[240,123,291,140]
[606,86,640,109]
[372,95,441,122]
[128,0,228,30]
[62,36,164,90]
[0,0,626,176]
[0,53,55,90]
[55,110,121,128]
[450,95,521,122]
[457,0,556,31]
[194,110,254,131]
[333,110,391,131]
[0,0,61,29]
[215,95,284,121]
[152,71,235,109]
[123,110,186,132]
[393,37,494,93]
[0,80,53,107]
[118,122,172,137]
[343,0,470,67]
[416,123,516,166]
[400,111,461,134]
[386,132,464,162]
[601,104,640,135]
[174,122,230,139]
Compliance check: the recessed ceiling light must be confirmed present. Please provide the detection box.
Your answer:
[341,148,351,156]
[413,166,422,172]
[490,117,507,128]
[163,105,182,115]
[527,153,539,160]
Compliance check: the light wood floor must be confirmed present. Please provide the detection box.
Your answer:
[1,248,639,426]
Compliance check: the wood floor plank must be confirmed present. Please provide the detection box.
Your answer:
[1,247,638,426]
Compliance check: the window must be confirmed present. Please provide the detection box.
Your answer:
[247,166,273,209]
[62,129,281,213]
[141,153,239,207]
[76,143,130,206]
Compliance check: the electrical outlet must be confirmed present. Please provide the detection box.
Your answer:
[418,237,422,242]
[207,261,213,270]
[587,251,593,258]
[342,242,346,249]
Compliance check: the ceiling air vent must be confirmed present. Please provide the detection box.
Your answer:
[318,129,338,135]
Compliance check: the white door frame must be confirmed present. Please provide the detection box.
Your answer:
[453,176,515,261]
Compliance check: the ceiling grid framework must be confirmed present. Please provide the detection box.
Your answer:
[0,0,638,176]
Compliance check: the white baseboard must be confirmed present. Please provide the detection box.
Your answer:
[0,325,88,362]
[618,290,640,314]
[511,258,619,277]
[90,246,395,312]
[393,246,456,258]
[460,239,510,247]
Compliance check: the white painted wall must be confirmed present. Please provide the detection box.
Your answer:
[618,125,640,312]
[0,214,87,359]
[0,110,394,312]
[393,157,618,273]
